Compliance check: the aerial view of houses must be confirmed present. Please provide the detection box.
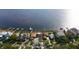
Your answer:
[0,27,79,49]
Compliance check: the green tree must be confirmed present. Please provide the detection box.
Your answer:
[9,33,17,41]
[56,36,69,44]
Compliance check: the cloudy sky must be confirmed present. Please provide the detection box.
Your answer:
[0,9,67,29]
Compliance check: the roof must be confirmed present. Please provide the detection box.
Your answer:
[57,30,65,36]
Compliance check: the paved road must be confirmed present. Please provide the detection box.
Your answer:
[19,40,29,49]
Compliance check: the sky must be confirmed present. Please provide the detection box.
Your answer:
[0,9,67,30]
[65,9,79,29]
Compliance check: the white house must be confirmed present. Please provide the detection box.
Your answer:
[49,33,54,39]
[56,29,65,37]
[0,31,13,40]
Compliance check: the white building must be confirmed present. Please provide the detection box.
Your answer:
[49,33,54,39]
[0,31,13,39]
[56,29,65,37]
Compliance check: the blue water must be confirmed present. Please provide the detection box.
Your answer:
[0,9,67,30]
